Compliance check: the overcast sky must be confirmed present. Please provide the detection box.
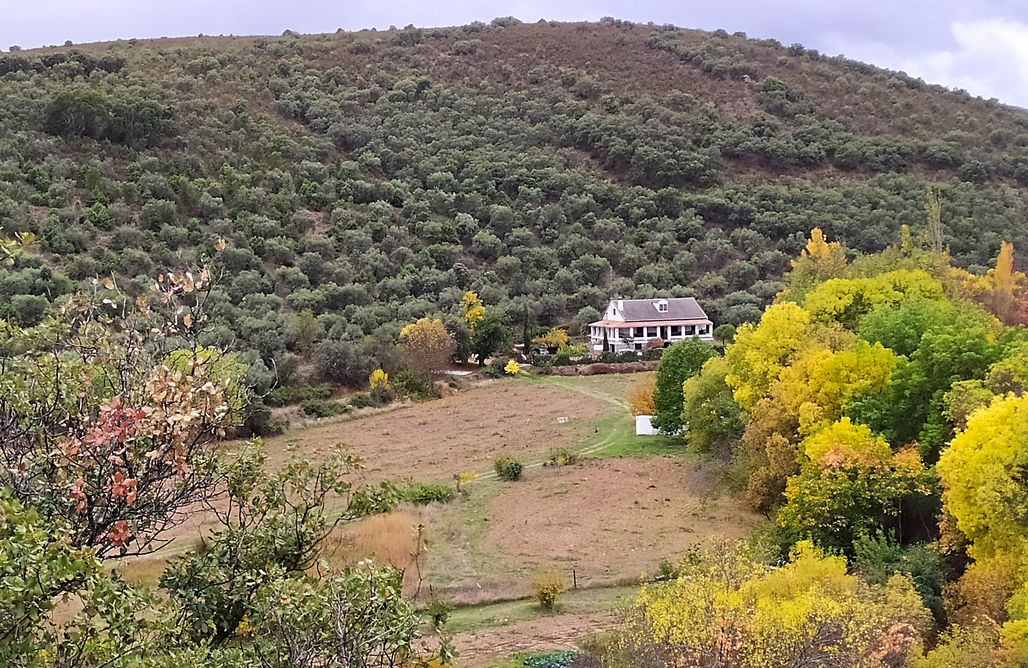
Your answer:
[4,1,1028,108]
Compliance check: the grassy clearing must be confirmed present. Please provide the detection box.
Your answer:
[445,584,637,634]
[523,373,686,460]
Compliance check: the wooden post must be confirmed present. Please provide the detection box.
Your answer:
[572,568,577,590]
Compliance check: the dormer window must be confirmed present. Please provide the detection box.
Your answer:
[656,300,669,313]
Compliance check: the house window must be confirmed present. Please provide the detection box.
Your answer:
[646,327,658,338]
[634,327,644,337]
[621,329,630,339]
[684,325,695,335]
[657,302,668,313]
[670,325,682,336]
[634,343,642,351]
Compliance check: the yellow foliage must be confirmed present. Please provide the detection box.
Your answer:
[532,327,570,350]
[627,376,656,416]
[801,418,892,468]
[632,539,931,666]
[503,360,520,376]
[724,302,813,411]
[460,291,486,332]
[802,269,945,328]
[368,368,389,390]
[770,341,895,435]
[938,393,1028,560]
[781,227,848,301]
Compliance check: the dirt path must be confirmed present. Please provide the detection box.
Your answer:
[453,611,615,668]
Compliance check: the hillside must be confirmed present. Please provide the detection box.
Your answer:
[2,18,1028,389]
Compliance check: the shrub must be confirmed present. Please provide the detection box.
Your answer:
[265,383,333,407]
[424,596,454,627]
[301,399,352,418]
[484,358,508,378]
[349,392,379,409]
[523,651,582,668]
[494,456,523,481]
[532,572,566,610]
[401,482,456,505]
[545,448,578,467]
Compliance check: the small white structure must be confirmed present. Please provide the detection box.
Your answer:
[588,298,714,353]
[635,415,659,436]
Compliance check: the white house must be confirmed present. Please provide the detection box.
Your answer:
[588,298,713,352]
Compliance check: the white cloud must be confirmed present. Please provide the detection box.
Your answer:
[896,18,1028,108]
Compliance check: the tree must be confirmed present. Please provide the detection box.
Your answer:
[161,441,398,643]
[651,338,714,434]
[314,339,373,386]
[532,327,570,351]
[287,309,323,356]
[398,317,455,378]
[781,227,848,301]
[623,539,931,668]
[681,356,742,454]
[459,290,485,332]
[938,394,1028,560]
[470,312,508,366]
[0,270,243,557]
[627,375,657,416]
[778,420,937,553]
[0,489,163,666]
[725,302,813,411]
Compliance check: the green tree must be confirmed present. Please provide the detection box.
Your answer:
[681,356,742,453]
[470,311,508,366]
[651,338,715,434]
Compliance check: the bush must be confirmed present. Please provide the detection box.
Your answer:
[401,482,456,505]
[314,339,373,386]
[301,399,352,418]
[523,651,582,668]
[494,456,523,481]
[484,358,509,378]
[265,383,333,407]
[532,572,566,610]
[545,448,578,467]
[424,596,454,627]
[349,392,380,409]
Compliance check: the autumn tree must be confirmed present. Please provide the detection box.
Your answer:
[0,269,244,556]
[651,338,714,434]
[622,539,931,667]
[627,375,656,416]
[781,227,848,301]
[397,317,456,379]
[777,419,937,553]
[725,302,813,411]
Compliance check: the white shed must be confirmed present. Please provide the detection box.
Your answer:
[635,415,659,436]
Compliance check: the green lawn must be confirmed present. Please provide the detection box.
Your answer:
[523,373,688,459]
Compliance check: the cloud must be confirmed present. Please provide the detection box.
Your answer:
[834,17,1028,109]
[903,18,1028,107]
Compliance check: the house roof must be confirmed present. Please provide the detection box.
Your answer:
[613,297,708,322]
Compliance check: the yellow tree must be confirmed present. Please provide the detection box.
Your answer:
[724,302,813,411]
[769,341,896,436]
[627,376,656,416]
[627,539,931,667]
[780,227,848,301]
[938,393,1028,658]
[398,317,455,379]
[460,291,486,333]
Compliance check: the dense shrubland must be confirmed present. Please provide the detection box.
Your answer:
[613,227,1028,664]
[2,20,1028,407]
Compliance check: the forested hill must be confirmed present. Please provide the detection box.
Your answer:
[2,18,1028,380]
